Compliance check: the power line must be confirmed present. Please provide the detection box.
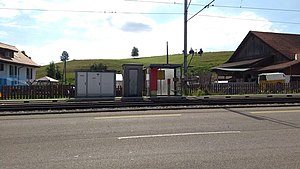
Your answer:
[187,0,192,9]
[212,4,300,13]
[0,7,114,13]
[199,14,300,25]
[0,7,181,14]
[125,0,300,13]
[0,7,300,25]
[188,0,215,21]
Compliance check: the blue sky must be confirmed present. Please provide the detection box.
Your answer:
[0,0,299,65]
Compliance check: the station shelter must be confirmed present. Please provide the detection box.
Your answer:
[122,64,144,97]
[147,64,182,96]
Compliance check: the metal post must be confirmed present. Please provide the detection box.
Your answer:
[183,0,188,95]
[64,60,66,84]
[166,41,169,64]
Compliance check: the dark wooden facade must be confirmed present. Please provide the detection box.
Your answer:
[229,33,288,63]
[212,31,300,82]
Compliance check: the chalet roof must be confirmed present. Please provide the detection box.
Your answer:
[211,67,251,72]
[252,31,300,60]
[0,43,39,68]
[259,59,300,72]
[214,58,264,68]
[0,42,18,52]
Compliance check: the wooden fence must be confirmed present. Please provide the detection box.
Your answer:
[188,82,300,95]
[2,82,300,99]
[0,85,75,100]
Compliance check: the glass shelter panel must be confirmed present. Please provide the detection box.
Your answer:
[147,64,182,96]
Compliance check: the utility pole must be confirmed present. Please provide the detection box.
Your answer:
[183,0,188,95]
[183,0,215,95]
[166,41,169,64]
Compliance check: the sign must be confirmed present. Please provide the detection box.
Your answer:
[157,70,165,80]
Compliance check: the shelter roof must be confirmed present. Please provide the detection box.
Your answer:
[35,76,59,82]
[148,64,182,68]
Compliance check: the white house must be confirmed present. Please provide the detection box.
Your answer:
[0,42,40,87]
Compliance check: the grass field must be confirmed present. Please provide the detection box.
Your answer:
[36,51,233,84]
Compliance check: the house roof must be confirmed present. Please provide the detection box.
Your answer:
[0,43,40,68]
[252,31,300,60]
[0,42,18,52]
[258,59,300,72]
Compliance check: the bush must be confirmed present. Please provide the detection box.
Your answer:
[191,89,208,96]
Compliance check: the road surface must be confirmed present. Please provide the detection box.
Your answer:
[1,106,299,168]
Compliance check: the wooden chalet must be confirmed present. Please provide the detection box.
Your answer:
[211,31,300,82]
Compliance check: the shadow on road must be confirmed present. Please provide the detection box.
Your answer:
[225,108,299,129]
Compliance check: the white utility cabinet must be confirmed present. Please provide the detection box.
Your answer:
[76,71,116,97]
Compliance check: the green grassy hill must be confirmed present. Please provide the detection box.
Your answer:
[37,51,233,84]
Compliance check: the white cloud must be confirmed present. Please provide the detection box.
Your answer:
[2,1,277,66]
[0,31,8,37]
[0,0,22,18]
[187,10,275,52]
[0,9,20,19]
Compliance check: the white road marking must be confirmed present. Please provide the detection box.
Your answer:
[250,110,300,114]
[117,131,241,140]
[94,114,182,120]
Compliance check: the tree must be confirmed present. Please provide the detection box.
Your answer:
[46,61,62,80]
[55,67,62,80]
[131,46,139,58]
[90,63,108,71]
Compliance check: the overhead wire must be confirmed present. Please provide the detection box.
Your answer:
[199,14,300,25]
[124,0,300,13]
[0,2,299,25]
[187,0,192,9]
[0,7,181,14]
[124,0,300,25]
[188,0,215,21]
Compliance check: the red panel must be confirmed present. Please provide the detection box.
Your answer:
[150,68,158,91]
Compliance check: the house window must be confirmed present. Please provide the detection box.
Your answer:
[26,68,32,79]
[0,49,13,58]
[26,68,29,79]
[9,65,13,76]
[5,51,13,58]
[0,50,5,57]
[30,68,33,79]
[14,66,17,76]
[0,63,3,71]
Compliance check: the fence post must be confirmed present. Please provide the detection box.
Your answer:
[0,86,2,100]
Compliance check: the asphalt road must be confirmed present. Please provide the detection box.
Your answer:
[0,106,299,169]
